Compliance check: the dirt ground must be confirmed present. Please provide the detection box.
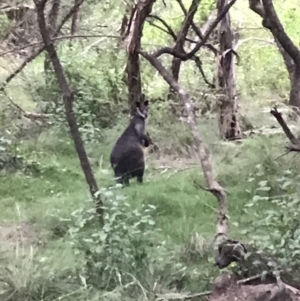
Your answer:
[210,272,300,301]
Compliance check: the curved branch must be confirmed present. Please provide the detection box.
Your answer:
[150,0,237,60]
[192,56,215,88]
[148,14,177,40]
[261,0,300,68]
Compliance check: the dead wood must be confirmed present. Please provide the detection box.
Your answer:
[210,272,300,301]
[34,0,103,224]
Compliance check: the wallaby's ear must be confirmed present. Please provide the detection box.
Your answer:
[136,101,141,108]
[144,100,149,106]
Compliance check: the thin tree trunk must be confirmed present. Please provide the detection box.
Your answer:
[69,0,81,47]
[216,0,242,140]
[35,0,104,225]
[124,0,156,116]
[44,0,60,75]
[168,0,201,115]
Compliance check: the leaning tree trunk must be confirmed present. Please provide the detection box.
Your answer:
[124,0,156,116]
[216,0,242,140]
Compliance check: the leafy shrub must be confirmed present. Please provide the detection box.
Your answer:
[33,43,128,136]
[65,188,186,294]
[243,164,300,274]
[0,14,10,38]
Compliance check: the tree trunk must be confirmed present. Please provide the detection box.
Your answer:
[168,0,201,116]
[44,0,60,75]
[124,0,156,116]
[290,67,300,109]
[35,0,104,225]
[217,0,242,140]
[249,0,300,109]
[69,0,81,47]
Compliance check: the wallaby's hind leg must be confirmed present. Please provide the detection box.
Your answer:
[114,170,128,186]
[122,176,130,186]
[136,168,144,184]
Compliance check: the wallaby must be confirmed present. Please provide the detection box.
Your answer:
[110,97,150,186]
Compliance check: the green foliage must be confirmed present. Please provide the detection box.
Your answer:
[243,165,300,273]
[65,188,187,294]
[0,14,10,38]
[32,43,127,137]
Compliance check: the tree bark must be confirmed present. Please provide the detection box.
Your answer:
[69,0,81,47]
[44,0,60,75]
[168,0,201,115]
[217,0,242,140]
[249,0,300,109]
[124,0,156,116]
[34,0,103,224]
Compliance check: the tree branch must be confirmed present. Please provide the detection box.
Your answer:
[0,0,85,90]
[261,0,300,68]
[147,13,215,87]
[150,0,237,60]
[148,14,177,40]
[270,107,300,152]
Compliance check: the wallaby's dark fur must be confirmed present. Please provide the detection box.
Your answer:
[110,98,150,186]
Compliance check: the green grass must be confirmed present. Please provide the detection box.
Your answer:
[0,113,298,300]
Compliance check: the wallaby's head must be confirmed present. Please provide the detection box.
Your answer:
[136,94,149,120]
[215,240,248,269]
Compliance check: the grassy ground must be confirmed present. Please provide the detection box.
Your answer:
[0,105,298,300]
[0,2,299,297]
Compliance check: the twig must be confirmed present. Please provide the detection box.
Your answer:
[155,291,211,300]
[274,151,290,160]
[237,274,262,284]
[0,34,119,57]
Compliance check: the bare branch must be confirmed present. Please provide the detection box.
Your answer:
[0,0,85,90]
[176,0,218,55]
[261,0,300,68]
[148,14,177,40]
[270,107,300,148]
[0,34,119,57]
[150,0,237,60]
